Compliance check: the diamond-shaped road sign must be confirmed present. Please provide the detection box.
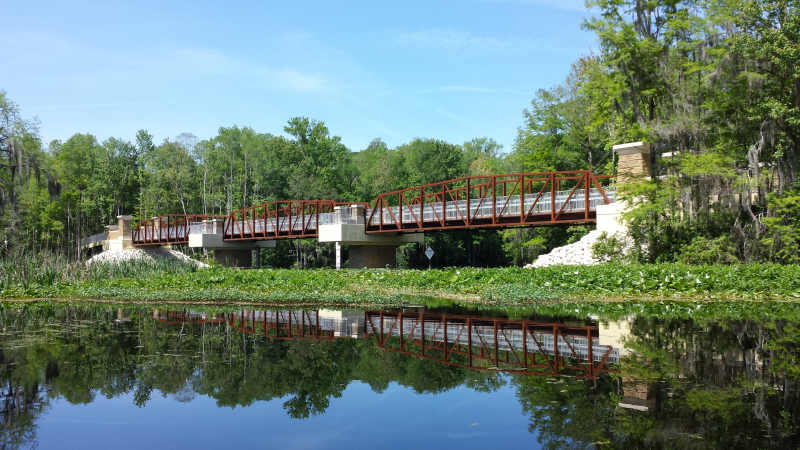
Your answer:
[425,246,434,260]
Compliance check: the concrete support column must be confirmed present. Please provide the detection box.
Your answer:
[214,249,252,268]
[107,215,134,250]
[117,215,133,236]
[594,141,653,237]
[614,141,651,184]
[204,218,224,234]
[189,218,274,268]
[349,245,398,269]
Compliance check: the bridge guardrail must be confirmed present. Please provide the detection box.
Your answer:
[131,172,617,245]
[366,171,616,233]
[80,232,106,249]
[132,215,222,246]
[224,201,370,240]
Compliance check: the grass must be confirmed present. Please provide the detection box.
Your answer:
[1,251,799,305]
[0,249,198,295]
[7,297,800,324]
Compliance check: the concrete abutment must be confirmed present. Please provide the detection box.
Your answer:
[348,245,400,269]
[189,218,274,268]
[319,204,424,269]
[213,249,253,268]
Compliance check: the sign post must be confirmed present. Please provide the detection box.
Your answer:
[425,246,434,270]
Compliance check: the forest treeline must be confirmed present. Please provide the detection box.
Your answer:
[1,0,799,267]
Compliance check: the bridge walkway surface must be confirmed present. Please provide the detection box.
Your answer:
[131,170,616,247]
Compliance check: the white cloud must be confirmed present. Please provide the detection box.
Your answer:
[25,101,185,111]
[475,0,590,12]
[3,31,333,96]
[441,86,531,95]
[124,47,331,93]
[390,29,549,52]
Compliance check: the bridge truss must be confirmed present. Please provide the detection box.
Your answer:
[224,200,368,241]
[131,170,616,246]
[366,170,615,233]
[132,214,218,246]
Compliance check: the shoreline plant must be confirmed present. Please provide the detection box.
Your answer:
[1,254,798,304]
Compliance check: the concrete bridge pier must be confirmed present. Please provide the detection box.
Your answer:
[107,215,135,250]
[348,245,402,269]
[595,141,652,234]
[320,205,423,269]
[189,219,275,268]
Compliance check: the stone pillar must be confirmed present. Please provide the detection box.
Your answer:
[111,215,134,249]
[204,218,224,234]
[349,245,397,269]
[117,215,133,237]
[614,141,651,184]
[214,249,252,268]
[619,377,657,411]
[349,204,365,224]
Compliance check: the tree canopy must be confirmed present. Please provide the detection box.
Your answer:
[2,0,800,266]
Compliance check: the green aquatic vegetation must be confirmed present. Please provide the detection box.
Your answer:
[0,250,200,298]
[1,261,799,305]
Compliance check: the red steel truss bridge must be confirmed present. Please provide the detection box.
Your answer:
[148,308,620,379]
[131,170,616,246]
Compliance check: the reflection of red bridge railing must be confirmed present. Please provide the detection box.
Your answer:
[225,310,361,341]
[365,310,619,378]
[152,309,226,325]
[148,309,619,379]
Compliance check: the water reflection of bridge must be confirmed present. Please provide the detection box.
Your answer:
[152,309,365,341]
[149,309,619,378]
[366,310,618,378]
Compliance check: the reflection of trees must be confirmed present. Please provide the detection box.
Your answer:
[1,356,50,450]
[513,317,800,449]
[0,305,503,427]
[9,305,797,448]
[513,375,618,449]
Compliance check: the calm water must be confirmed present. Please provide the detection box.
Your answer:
[0,303,798,449]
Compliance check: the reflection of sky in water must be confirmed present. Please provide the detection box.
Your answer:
[36,380,536,450]
[6,304,800,449]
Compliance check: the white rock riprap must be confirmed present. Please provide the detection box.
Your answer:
[87,249,209,268]
[525,230,604,268]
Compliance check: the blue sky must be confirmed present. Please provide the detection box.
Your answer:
[4,0,596,153]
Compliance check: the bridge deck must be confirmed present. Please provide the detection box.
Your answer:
[131,171,617,245]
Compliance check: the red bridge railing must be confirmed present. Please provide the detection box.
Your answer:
[131,171,617,245]
[132,214,216,246]
[366,170,616,233]
[224,200,368,240]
